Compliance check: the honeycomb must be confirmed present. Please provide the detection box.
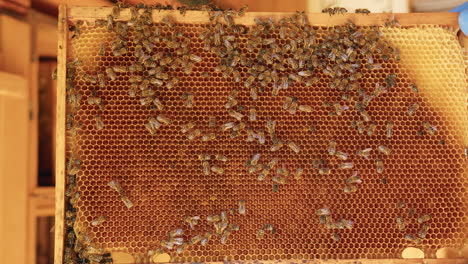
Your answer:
[64,10,468,262]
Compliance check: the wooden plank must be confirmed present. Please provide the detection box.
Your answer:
[33,11,58,57]
[0,14,31,76]
[54,5,66,264]
[0,72,28,264]
[67,7,459,27]
[31,187,55,216]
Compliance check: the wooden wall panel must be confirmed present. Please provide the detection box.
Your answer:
[0,15,30,76]
[0,72,29,264]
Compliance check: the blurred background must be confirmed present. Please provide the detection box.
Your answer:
[0,0,463,263]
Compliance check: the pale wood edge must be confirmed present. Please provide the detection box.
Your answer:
[66,7,458,27]
[54,4,67,264]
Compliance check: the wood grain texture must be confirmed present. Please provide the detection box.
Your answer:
[54,4,67,264]
[67,7,459,27]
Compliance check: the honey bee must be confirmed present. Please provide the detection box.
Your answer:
[249,87,258,100]
[247,153,261,166]
[410,84,419,93]
[225,98,238,109]
[108,180,123,194]
[396,217,406,232]
[202,160,211,175]
[160,240,174,250]
[155,115,170,125]
[298,105,312,113]
[91,216,106,226]
[350,119,367,134]
[249,107,257,121]
[83,74,98,84]
[270,139,284,152]
[367,123,377,136]
[386,73,397,89]
[211,166,225,175]
[87,95,102,107]
[355,8,370,14]
[149,98,164,111]
[221,122,235,131]
[319,167,331,175]
[181,122,195,133]
[238,200,246,215]
[214,154,228,162]
[322,7,333,15]
[95,115,104,130]
[335,151,348,161]
[201,133,216,142]
[103,67,116,81]
[418,223,429,239]
[356,148,372,159]
[169,228,184,238]
[294,168,303,180]
[266,120,276,135]
[338,162,354,169]
[360,110,371,122]
[407,103,420,116]
[95,73,106,88]
[422,122,437,135]
[206,214,221,223]
[333,103,348,116]
[184,216,200,230]
[145,117,161,135]
[189,54,202,63]
[272,176,287,184]
[404,234,421,244]
[98,43,106,56]
[255,130,266,144]
[187,129,201,140]
[69,192,80,205]
[287,141,300,153]
[417,214,432,224]
[245,128,255,142]
[376,159,384,174]
[113,47,127,57]
[220,231,231,245]
[256,228,265,239]
[378,145,391,155]
[182,93,194,108]
[316,208,331,216]
[120,195,133,208]
[328,140,337,156]
[238,5,248,16]
[129,63,144,72]
[272,184,279,192]
[344,184,358,193]
[386,121,394,138]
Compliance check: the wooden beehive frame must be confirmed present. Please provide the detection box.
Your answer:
[55,5,466,264]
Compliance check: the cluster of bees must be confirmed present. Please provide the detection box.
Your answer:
[396,202,432,244]
[198,153,228,175]
[315,208,354,242]
[151,201,248,258]
[60,1,451,262]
